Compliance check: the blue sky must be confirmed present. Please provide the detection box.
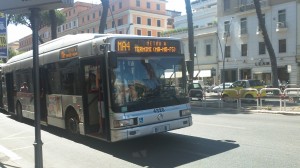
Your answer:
[7,0,186,43]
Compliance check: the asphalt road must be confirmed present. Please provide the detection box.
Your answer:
[0,107,300,168]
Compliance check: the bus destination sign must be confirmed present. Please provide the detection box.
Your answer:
[59,46,78,59]
[115,39,181,54]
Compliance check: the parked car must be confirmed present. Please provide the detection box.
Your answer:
[222,79,266,101]
[212,83,233,93]
[188,82,203,101]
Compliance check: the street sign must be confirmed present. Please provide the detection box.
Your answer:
[0,12,7,58]
[0,0,74,14]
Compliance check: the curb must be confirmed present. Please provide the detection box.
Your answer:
[192,105,300,115]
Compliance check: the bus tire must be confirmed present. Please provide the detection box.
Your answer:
[16,102,23,122]
[65,108,79,134]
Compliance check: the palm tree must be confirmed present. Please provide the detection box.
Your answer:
[253,0,279,88]
[99,0,109,33]
[185,0,194,80]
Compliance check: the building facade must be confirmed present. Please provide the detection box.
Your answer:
[163,0,219,86]
[19,0,172,52]
[217,0,298,86]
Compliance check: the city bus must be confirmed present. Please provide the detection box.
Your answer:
[1,34,192,142]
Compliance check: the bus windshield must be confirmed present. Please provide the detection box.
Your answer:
[110,55,188,113]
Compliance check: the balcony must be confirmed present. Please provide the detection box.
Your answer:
[276,22,287,32]
[237,0,268,13]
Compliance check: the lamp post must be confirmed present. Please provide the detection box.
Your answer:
[216,17,234,90]
[126,23,133,34]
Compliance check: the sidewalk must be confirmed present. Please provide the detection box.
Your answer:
[192,102,300,115]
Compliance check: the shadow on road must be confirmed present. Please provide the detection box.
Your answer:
[45,127,239,168]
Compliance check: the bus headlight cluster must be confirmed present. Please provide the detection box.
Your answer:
[113,118,136,128]
[180,109,191,116]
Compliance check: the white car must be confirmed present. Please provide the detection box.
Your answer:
[212,83,233,93]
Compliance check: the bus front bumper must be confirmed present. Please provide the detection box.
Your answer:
[110,116,192,142]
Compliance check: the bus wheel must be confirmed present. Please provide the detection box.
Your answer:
[16,102,23,122]
[65,110,79,134]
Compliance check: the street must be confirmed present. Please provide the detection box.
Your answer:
[1,107,300,168]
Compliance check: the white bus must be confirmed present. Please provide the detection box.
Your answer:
[1,34,192,142]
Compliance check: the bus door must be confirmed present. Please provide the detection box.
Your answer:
[40,68,47,122]
[5,73,14,113]
[81,59,106,138]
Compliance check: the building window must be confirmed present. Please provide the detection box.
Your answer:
[278,9,286,25]
[240,18,247,34]
[137,17,141,24]
[82,17,84,23]
[147,2,151,9]
[206,44,211,56]
[279,39,286,53]
[93,13,95,19]
[119,31,122,34]
[93,28,95,33]
[87,29,89,33]
[225,46,231,58]
[112,5,115,11]
[157,32,161,37]
[224,0,230,11]
[148,31,151,36]
[258,14,265,30]
[224,21,230,36]
[157,20,161,27]
[73,21,77,27]
[99,10,101,16]
[69,11,71,16]
[87,15,90,21]
[259,42,266,55]
[119,2,122,9]
[118,19,123,26]
[156,4,160,10]
[136,0,140,7]
[241,44,247,56]
[147,18,151,26]
[137,29,142,35]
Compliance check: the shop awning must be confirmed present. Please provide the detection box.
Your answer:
[199,70,211,77]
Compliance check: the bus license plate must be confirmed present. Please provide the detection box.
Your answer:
[153,125,170,133]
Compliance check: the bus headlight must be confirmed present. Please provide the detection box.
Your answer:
[114,118,136,128]
[180,109,191,116]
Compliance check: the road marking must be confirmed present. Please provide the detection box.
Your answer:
[194,121,246,130]
[0,145,21,161]
[1,131,29,140]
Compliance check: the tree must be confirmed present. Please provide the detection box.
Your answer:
[185,0,194,80]
[253,0,279,88]
[8,48,18,59]
[7,10,66,42]
[99,0,109,33]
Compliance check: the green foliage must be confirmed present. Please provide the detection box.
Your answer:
[7,10,66,30]
[8,48,17,59]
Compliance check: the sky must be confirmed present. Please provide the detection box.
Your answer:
[6,0,186,43]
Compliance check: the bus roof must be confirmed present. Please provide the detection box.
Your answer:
[3,34,181,73]
[7,34,180,65]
